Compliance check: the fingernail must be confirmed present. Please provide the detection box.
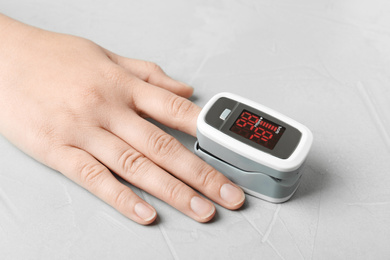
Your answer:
[220,183,245,206]
[190,196,215,219]
[135,202,156,222]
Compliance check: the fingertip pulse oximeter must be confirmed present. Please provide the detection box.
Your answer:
[195,92,313,203]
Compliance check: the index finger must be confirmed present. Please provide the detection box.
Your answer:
[132,82,201,136]
[121,82,245,209]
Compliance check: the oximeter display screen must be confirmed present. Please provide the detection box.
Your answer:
[230,110,286,150]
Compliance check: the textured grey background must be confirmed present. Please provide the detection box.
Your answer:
[1,0,390,259]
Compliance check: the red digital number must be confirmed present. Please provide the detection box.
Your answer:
[236,112,258,130]
[250,127,264,142]
[242,112,259,124]
[261,131,273,142]
[235,119,247,128]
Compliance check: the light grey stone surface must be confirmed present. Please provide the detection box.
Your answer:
[1,0,390,259]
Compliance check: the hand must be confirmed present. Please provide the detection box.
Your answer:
[0,14,245,225]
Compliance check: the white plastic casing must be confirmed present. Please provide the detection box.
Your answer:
[197,92,313,173]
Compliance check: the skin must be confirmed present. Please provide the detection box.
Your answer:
[0,14,245,225]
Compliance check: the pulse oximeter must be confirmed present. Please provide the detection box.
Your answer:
[195,92,313,203]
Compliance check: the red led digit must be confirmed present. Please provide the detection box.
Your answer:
[254,127,265,141]
[255,127,265,135]
[247,114,259,125]
[235,118,247,128]
[260,131,273,141]
[241,112,252,120]
[237,111,257,130]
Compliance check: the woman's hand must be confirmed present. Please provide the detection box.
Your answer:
[0,14,245,225]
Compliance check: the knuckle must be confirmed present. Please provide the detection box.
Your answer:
[112,188,131,209]
[35,122,60,148]
[79,162,107,187]
[102,66,127,87]
[146,61,163,74]
[196,165,219,188]
[167,95,194,119]
[147,131,178,158]
[73,67,129,111]
[118,149,150,179]
[164,182,187,202]
[74,85,107,111]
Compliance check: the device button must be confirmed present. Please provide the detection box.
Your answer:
[219,108,231,120]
